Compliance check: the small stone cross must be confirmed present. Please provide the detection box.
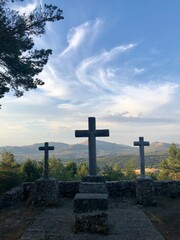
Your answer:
[39,142,54,179]
[75,117,109,175]
[133,137,150,178]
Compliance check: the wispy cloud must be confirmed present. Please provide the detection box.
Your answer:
[76,43,136,90]
[60,19,103,56]
[1,11,180,146]
[104,113,179,124]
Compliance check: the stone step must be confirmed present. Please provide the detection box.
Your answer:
[74,193,109,213]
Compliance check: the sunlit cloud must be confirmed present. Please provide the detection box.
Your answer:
[110,83,178,116]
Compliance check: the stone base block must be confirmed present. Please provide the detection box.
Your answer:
[74,193,109,213]
[82,175,106,183]
[33,178,59,206]
[75,211,108,234]
[79,182,107,193]
[136,177,156,206]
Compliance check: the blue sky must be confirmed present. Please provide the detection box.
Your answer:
[0,0,180,146]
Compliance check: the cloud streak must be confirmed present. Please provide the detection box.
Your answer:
[60,19,103,56]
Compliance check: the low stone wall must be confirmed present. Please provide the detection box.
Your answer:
[154,180,180,198]
[59,181,80,197]
[0,182,34,208]
[0,180,180,208]
[106,181,136,197]
[58,180,136,198]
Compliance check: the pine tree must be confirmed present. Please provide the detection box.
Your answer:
[158,144,180,180]
[0,0,63,104]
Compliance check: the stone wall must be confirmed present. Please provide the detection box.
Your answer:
[154,180,180,198]
[0,180,180,208]
[59,181,80,197]
[0,182,34,208]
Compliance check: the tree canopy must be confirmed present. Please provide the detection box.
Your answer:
[0,0,63,104]
[158,144,180,180]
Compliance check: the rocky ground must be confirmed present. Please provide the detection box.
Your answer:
[0,196,179,240]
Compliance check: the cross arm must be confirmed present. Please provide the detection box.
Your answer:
[143,142,150,146]
[39,147,45,150]
[38,146,55,150]
[95,129,109,137]
[75,130,90,137]
[133,141,150,146]
[48,146,55,150]
[133,141,140,146]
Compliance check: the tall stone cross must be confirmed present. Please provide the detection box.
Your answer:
[133,137,150,178]
[75,117,109,175]
[39,142,54,179]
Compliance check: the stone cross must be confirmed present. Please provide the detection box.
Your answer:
[133,137,150,178]
[39,142,54,179]
[75,117,109,175]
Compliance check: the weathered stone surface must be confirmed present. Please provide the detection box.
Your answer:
[59,181,80,197]
[79,182,107,193]
[133,137,150,178]
[154,180,180,198]
[1,180,180,209]
[33,178,59,206]
[82,175,106,183]
[136,177,156,206]
[75,211,109,234]
[74,193,109,213]
[107,180,136,197]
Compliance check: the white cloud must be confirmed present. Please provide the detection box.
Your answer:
[76,43,136,89]
[12,0,38,14]
[111,83,178,116]
[60,19,103,56]
[134,67,145,75]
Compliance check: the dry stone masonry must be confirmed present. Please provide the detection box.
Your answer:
[74,177,109,234]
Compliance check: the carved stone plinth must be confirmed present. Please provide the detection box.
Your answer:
[136,177,156,206]
[33,178,59,206]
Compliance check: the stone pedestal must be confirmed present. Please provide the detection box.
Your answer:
[136,177,156,206]
[33,178,59,206]
[74,176,109,234]
[74,193,108,212]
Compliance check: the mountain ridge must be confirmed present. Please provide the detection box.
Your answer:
[0,140,179,163]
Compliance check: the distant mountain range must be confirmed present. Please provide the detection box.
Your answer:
[0,140,179,163]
